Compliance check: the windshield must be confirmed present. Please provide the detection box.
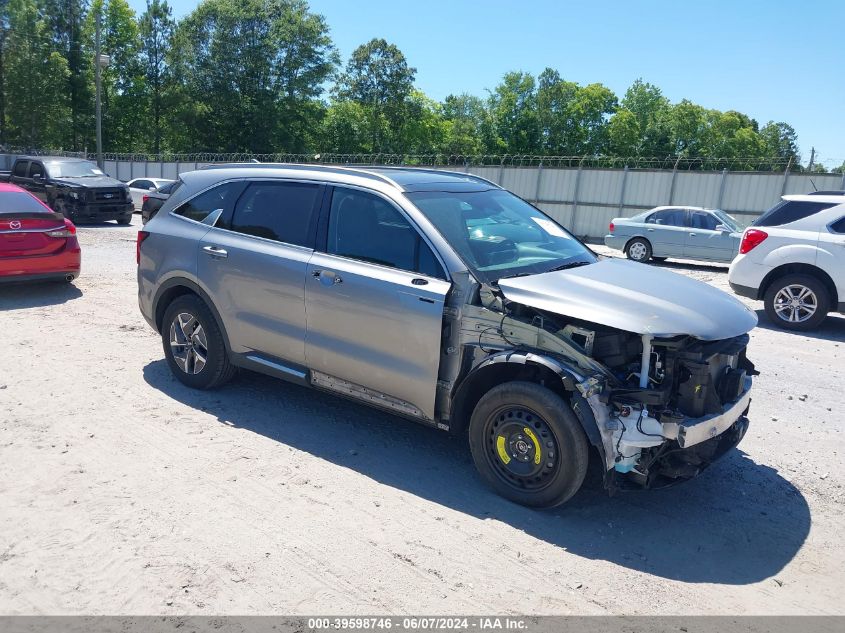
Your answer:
[46,161,105,178]
[406,189,597,282]
[713,209,742,231]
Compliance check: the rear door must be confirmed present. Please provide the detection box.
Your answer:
[643,208,689,257]
[197,179,323,367]
[684,210,738,261]
[304,186,450,420]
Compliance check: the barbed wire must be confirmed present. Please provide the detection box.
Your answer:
[2,147,841,173]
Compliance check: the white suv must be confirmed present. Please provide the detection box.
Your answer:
[729,192,845,330]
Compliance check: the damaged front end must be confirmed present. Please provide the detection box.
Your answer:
[447,260,758,494]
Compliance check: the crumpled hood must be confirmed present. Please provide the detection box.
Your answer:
[54,176,126,189]
[497,258,757,340]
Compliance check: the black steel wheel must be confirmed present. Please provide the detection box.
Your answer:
[468,381,589,508]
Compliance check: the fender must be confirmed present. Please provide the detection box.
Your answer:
[151,276,233,354]
[450,349,606,458]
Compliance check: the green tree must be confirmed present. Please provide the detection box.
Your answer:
[488,71,540,154]
[759,121,800,166]
[621,79,671,155]
[440,93,486,155]
[169,0,336,153]
[319,100,373,153]
[86,0,146,152]
[4,0,70,147]
[42,0,93,150]
[139,0,173,154]
[334,38,415,152]
[607,108,639,157]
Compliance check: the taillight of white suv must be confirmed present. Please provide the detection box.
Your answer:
[739,229,768,254]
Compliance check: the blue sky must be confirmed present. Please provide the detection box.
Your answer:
[128,0,845,168]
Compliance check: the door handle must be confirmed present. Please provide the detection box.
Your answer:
[411,278,429,286]
[646,228,655,232]
[688,232,697,237]
[313,269,342,284]
[202,245,228,258]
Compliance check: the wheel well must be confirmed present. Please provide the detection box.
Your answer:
[759,263,838,306]
[624,235,650,251]
[154,285,199,331]
[450,362,569,436]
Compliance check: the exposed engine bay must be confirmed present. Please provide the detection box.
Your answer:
[441,268,757,492]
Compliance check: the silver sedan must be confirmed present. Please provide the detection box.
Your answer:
[604,206,744,264]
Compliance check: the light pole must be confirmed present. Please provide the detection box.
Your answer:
[94,10,110,169]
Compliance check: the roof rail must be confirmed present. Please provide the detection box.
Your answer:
[807,190,845,196]
[366,165,501,188]
[197,162,400,187]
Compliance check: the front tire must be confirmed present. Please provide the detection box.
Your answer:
[625,238,652,263]
[468,381,589,508]
[162,295,235,389]
[764,273,829,331]
[117,213,132,225]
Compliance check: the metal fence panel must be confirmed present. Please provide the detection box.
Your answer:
[499,167,537,199]
[538,168,578,202]
[721,173,782,214]
[577,169,625,204]
[672,171,723,208]
[623,170,675,208]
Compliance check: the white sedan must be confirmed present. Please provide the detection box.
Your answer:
[126,178,175,212]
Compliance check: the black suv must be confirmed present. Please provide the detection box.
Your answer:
[1,156,133,224]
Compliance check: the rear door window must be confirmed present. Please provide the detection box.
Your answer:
[229,181,321,247]
[174,181,243,225]
[326,187,445,279]
[132,179,153,190]
[830,217,845,234]
[754,200,838,227]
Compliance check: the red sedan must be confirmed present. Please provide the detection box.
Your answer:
[0,183,81,283]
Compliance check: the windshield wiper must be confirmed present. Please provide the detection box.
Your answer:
[544,261,592,273]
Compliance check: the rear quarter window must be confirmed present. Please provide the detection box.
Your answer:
[754,200,837,227]
[173,181,242,224]
[830,217,845,234]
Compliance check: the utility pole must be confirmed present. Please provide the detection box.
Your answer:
[95,8,103,168]
[807,147,815,172]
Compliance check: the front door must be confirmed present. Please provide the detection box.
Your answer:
[684,210,739,261]
[305,186,450,420]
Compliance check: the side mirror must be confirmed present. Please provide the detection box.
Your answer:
[32,174,43,183]
[148,186,157,192]
[715,224,730,233]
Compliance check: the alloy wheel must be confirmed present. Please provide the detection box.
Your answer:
[169,312,208,374]
[773,284,818,323]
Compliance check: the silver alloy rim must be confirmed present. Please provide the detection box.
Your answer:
[629,242,648,261]
[169,312,208,374]
[773,284,818,323]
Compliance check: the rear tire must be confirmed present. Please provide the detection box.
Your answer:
[161,295,235,389]
[763,273,829,331]
[625,238,652,263]
[468,381,589,508]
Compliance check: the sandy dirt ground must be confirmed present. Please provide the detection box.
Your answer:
[0,218,843,615]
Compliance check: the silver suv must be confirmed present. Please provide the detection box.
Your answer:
[138,165,758,507]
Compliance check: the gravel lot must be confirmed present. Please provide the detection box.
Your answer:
[1,218,843,615]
